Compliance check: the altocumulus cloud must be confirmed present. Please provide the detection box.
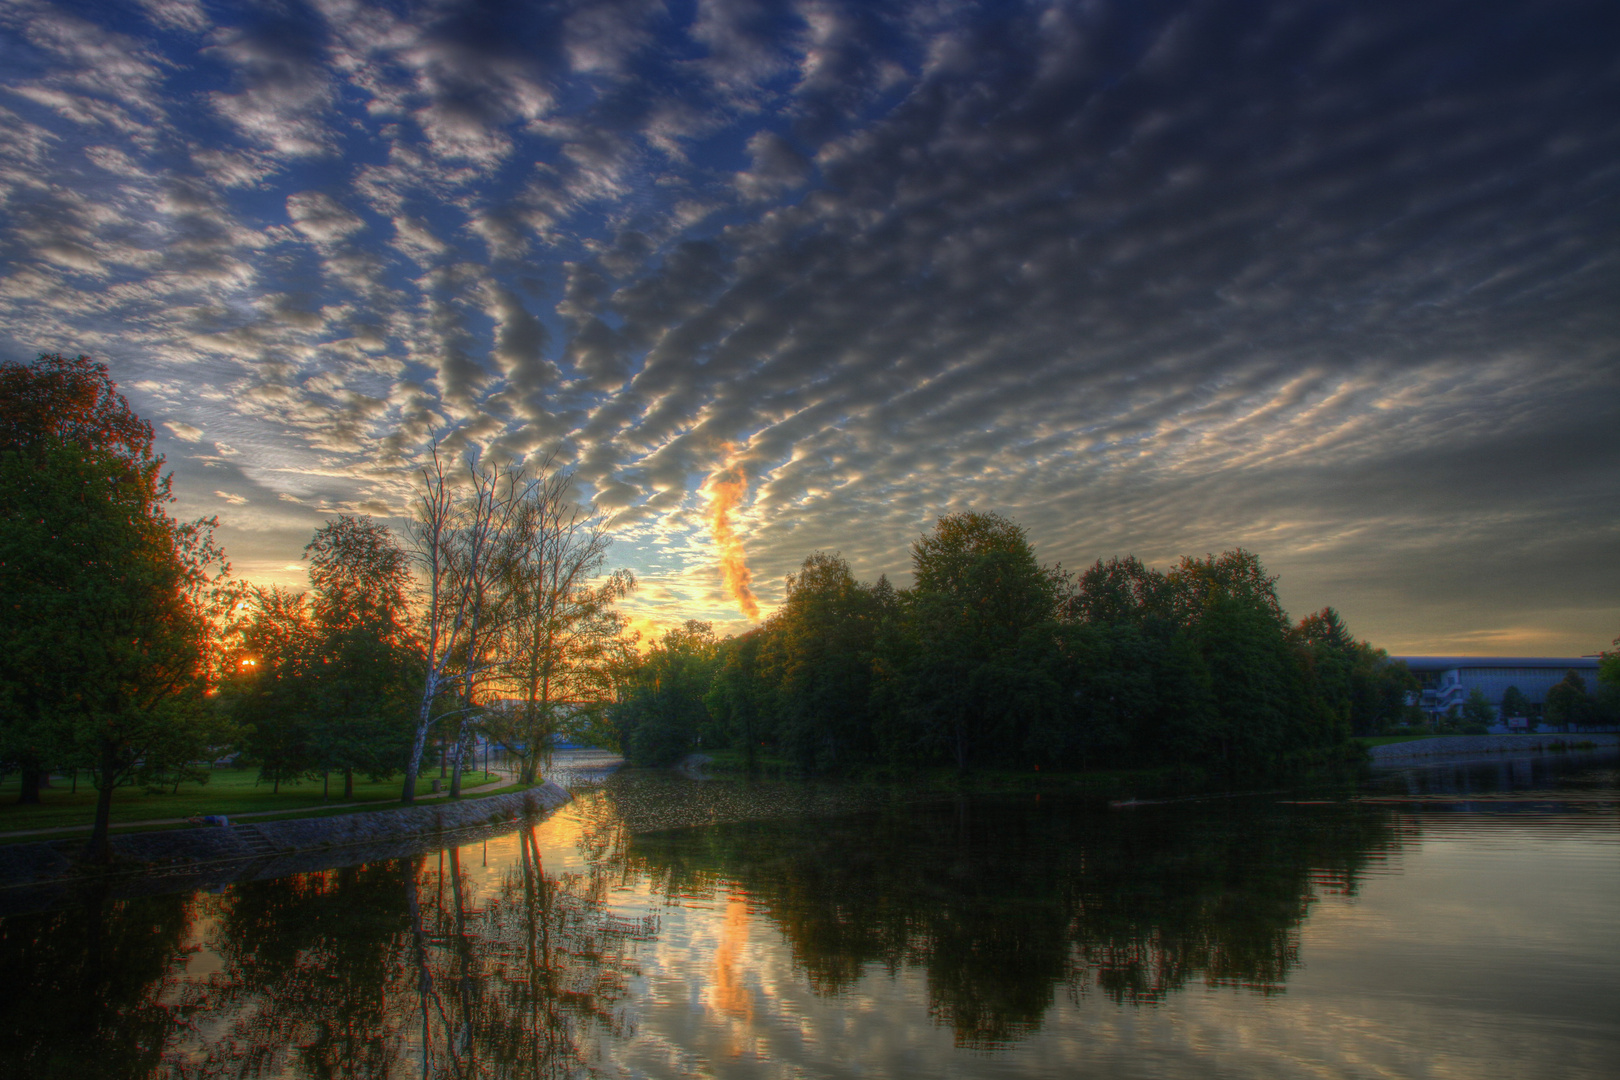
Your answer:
[0,0,1615,651]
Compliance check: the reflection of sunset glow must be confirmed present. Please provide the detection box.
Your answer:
[711,895,756,1056]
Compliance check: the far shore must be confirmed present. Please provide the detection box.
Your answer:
[1365,732,1619,763]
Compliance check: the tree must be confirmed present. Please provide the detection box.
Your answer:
[0,353,157,473]
[1,441,228,859]
[1292,608,1414,738]
[303,516,417,798]
[1166,552,1330,769]
[0,354,230,857]
[705,629,772,770]
[761,552,882,772]
[0,354,168,804]
[1069,556,1170,626]
[221,586,319,792]
[402,446,534,803]
[1500,685,1532,722]
[1601,638,1620,690]
[611,621,718,765]
[1544,672,1593,732]
[490,468,633,784]
[1460,688,1495,733]
[906,513,1064,770]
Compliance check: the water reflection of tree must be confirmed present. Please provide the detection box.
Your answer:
[0,885,192,1077]
[152,822,653,1078]
[183,861,413,1076]
[629,797,1405,1048]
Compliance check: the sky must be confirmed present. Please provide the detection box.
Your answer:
[0,0,1615,655]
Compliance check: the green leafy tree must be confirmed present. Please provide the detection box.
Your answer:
[1165,552,1330,770]
[304,516,418,797]
[1,441,228,858]
[760,552,883,772]
[904,513,1065,770]
[1,354,236,857]
[223,587,321,792]
[611,621,718,765]
[491,472,634,784]
[0,354,171,804]
[705,628,773,769]
[1292,608,1414,737]
[1499,685,1532,723]
[1544,671,1593,732]
[1459,688,1495,733]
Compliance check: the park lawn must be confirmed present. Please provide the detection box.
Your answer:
[0,767,501,836]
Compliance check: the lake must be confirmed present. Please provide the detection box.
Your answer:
[2,749,1615,1078]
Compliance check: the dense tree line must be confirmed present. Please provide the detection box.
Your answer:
[613,512,1417,775]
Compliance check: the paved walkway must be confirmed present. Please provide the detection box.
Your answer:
[0,770,514,841]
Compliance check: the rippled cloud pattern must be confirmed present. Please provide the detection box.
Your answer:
[1,0,1615,648]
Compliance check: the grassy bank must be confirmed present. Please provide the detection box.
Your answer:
[0,767,502,838]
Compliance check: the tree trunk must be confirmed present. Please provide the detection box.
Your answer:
[84,742,120,863]
[16,761,43,804]
[402,669,443,804]
[448,725,469,798]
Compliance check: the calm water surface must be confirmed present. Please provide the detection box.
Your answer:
[2,750,1616,1078]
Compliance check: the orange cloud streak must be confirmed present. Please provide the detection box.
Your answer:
[704,444,761,621]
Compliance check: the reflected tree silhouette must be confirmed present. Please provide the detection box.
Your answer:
[0,788,1411,1069]
[30,822,660,1077]
[0,884,191,1077]
[627,796,1404,1047]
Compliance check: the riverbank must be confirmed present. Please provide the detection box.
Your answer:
[0,765,510,838]
[0,783,571,916]
[1367,733,1619,763]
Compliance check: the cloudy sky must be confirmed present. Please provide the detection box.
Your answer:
[1,0,1615,654]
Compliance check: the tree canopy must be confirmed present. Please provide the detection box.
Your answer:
[0,354,231,857]
[607,515,1409,776]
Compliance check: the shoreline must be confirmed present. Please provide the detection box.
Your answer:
[1367,733,1619,764]
[0,782,571,915]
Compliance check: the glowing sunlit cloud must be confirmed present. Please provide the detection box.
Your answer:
[703,443,761,621]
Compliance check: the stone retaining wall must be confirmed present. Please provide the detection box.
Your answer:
[1368,733,1619,763]
[0,784,570,916]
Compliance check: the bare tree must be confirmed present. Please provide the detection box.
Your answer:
[487,469,635,784]
[402,445,533,803]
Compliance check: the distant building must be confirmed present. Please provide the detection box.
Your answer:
[1394,656,1602,722]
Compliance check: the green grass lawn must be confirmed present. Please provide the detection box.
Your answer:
[0,767,503,836]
